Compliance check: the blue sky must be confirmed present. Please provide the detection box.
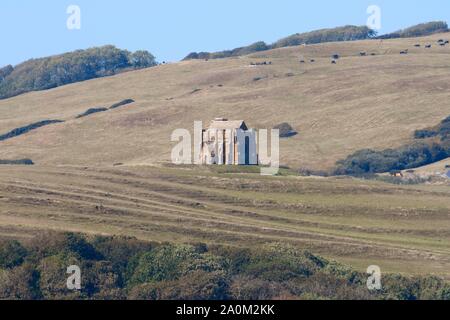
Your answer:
[1,0,449,66]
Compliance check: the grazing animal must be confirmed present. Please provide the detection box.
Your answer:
[331,60,337,64]
[332,54,340,60]
[300,60,305,63]
[425,44,432,48]
[400,50,408,55]
[360,52,366,56]
[250,61,271,66]
[440,43,446,47]
[310,59,315,62]
[370,53,376,56]
[390,171,403,178]
[414,44,421,47]
[438,39,444,43]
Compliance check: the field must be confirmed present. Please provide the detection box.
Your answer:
[0,164,448,278]
[1,34,450,170]
[0,33,450,281]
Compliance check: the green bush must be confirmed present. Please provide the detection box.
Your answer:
[240,244,324,281]
[335,143,448,175]
[127,244,226,286]
[129,270,229,300]
[414,129,438,139]
[336,115,450,175]
[274,123,298,138]
[0,263,42,300]
[0,241,28,269]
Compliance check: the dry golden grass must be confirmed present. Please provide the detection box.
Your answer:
[1,34,450,170]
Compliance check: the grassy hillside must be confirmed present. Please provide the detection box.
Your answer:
[0,33,450,286]
[0,46,156,100]
[1,33,450,171]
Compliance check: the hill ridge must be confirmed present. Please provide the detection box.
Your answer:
[183,21,448,61]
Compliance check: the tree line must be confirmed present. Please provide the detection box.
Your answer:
[0,46,156,100]
[184,25,375,60]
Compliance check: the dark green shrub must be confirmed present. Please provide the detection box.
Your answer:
[0,159,34,165]
[274,123,298,138]
[335,143,448,175]
[130,270,229,300]
[0,263,42,300]
[109,99,135,109]
[76,107,108,119]
[0,120,64,141]
[0,241,28,269]
[414,129,438,139]
[127,244,226,286]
